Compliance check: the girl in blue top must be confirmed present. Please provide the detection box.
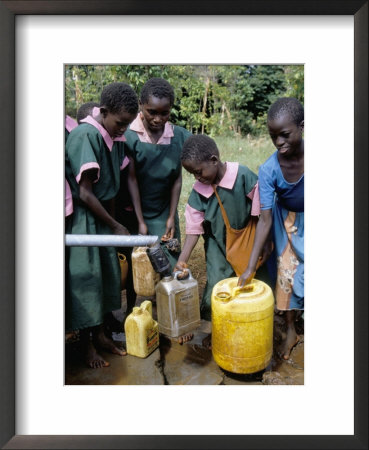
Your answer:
[239,97,304,360]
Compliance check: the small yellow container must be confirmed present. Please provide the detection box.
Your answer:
[212,277,274,374]
[132,247,160,296]
[124,300,159,358]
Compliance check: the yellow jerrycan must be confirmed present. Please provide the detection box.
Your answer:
[124,300,159,358]
[131,247,160,296]
[211,277,274,374]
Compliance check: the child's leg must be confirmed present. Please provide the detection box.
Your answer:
[202,334,212,350]
[103,311,123,338]
[123,247,137,318]
[280,310,300,360]
[79,327,110,369]
[92,324,127,357]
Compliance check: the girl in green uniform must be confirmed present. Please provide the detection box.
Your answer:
[65,82,143,368]
[124,78,191,268]
[175,135,268,347]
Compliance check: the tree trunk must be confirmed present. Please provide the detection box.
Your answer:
[220,102,225,126]
[223,103,235,133]
[72,67,84,110]
[201,77,210,134]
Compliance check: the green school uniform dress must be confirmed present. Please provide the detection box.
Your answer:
[65,117,126,331]
[124,124,191,268]
[65,116,78,221]
[186,163,259,321]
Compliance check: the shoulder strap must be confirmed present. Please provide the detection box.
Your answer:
[212,185,231,230]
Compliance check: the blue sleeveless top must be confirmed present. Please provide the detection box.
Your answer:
[259,151,304,213]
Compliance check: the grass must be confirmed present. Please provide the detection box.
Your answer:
[177,134,275,294]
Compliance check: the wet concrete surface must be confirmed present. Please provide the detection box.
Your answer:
[65,295,304,386]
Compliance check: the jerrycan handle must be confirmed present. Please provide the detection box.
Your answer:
[140,300,152,316]
[231,283,256,297]
[173,268,192,281]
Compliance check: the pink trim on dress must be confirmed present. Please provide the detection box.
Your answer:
[219,161,239,189]
[76,162,100,184]
[91,106,130,147]
[193,161,239,198]
[185,204,205,235]
[81,112,126,152]
[190,162,260,216]
[65,115,78,133]
[247,182,261,216]
[129,114,173,145]
[65,180,73,217]
[121,156,130,170]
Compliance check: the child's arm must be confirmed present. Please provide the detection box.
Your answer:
[238,209,272,287]
[174,234,200,272]
[79,169,129,235]
[126,156,148,235]
[164,172,182,239]
[174,202,203,271]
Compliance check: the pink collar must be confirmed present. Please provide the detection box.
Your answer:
[65,115,78,133]
[80,107,126,151]
[193,162,239,198]
[130,113,174,143]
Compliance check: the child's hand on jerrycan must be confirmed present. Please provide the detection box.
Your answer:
[174,261,189,280]
[238,253,265,288]
[238,268,255,288]
[238,238,273,287]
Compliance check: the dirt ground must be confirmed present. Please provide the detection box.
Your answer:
[65,244,304,385]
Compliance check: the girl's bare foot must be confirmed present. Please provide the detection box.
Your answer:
[176,333,194,344]
[93,327,127,356]
[280,331,300,360]
[202,333,212,350]
[279,311,300,360]
[85,341,110,369]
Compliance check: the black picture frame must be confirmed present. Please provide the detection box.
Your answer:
[0,1,367,449]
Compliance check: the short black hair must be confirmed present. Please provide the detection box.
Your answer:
[100,82,138,115]
[181,135,219,163]
[268,97,304,126]
[140,78,175,107]
[76,101,100,124]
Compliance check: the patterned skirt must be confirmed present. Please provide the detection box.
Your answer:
[272,202,304,310]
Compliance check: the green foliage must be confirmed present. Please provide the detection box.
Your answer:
[283,65,304,103]
[65,64,304,137]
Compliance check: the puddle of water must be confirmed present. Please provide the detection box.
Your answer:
[65,309,304,385]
